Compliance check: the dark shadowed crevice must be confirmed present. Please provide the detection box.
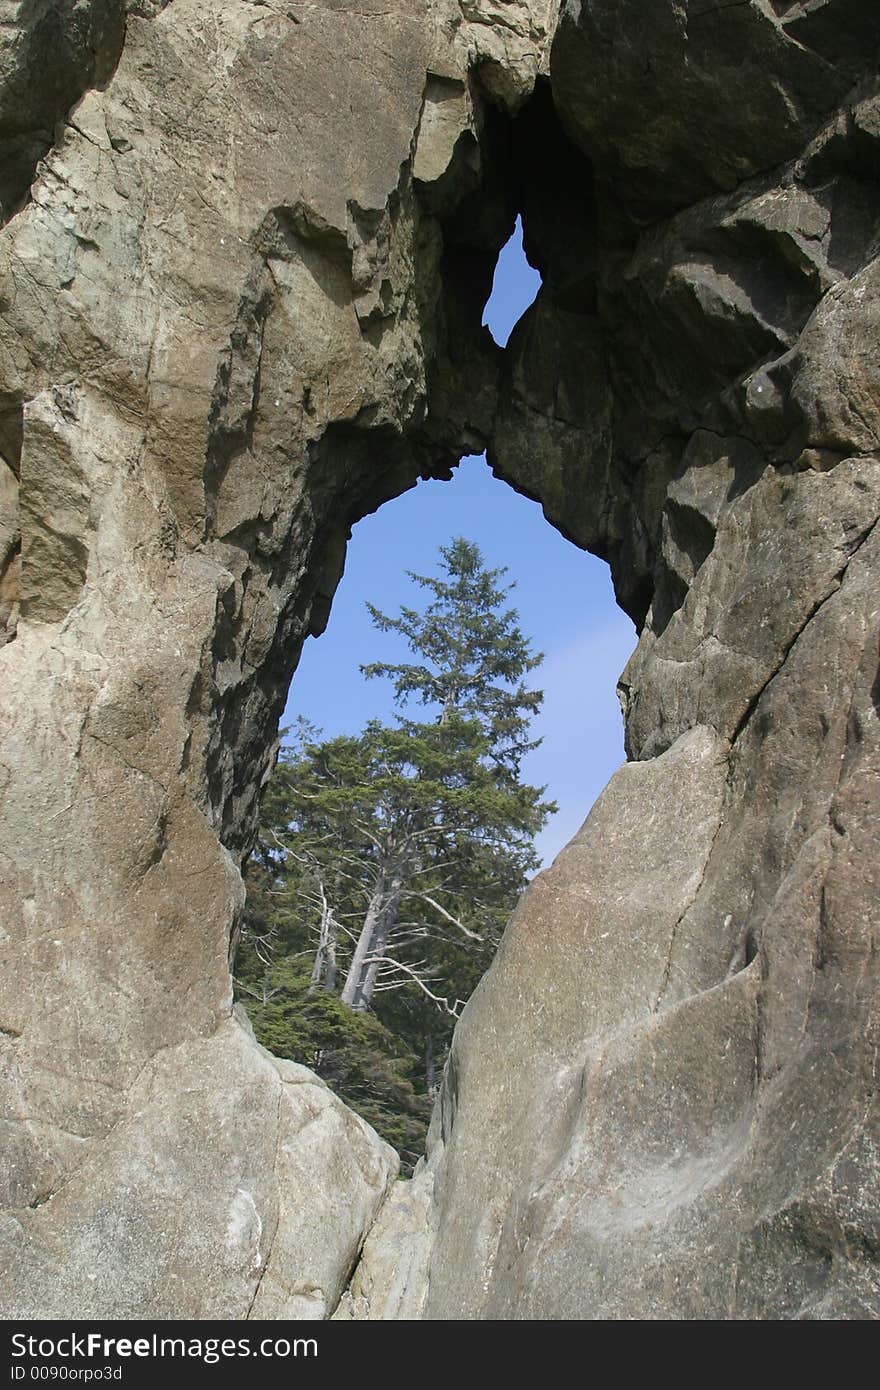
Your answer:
[0,1,127,226]
[0,399,22,644]
[507,80,599,317]
[0,400,23,474]
[478,82,661,629]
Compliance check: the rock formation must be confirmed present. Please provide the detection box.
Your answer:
[1,0,877,1319]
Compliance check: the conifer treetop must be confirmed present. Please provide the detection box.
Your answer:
[361,536,544,779]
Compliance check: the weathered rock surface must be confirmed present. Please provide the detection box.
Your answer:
[0,0,877,1319]
[5,1012,397,1319]
[344,0,880,1319]
[333,1165,436,1321]
[0,0,126,224]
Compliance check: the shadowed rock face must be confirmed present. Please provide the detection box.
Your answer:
[0,0,126,225]
[0,0,877,1319]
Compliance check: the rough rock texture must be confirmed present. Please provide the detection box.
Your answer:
[333,1165,436,1321]
[341,1,880,1319]
[1,0,878,1319]
[0,0,553,1319]
[0,0,126,224]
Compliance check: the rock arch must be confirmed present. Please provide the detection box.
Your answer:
[0,1,877,1319]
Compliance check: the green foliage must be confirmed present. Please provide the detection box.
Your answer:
[235,537,554,1168]
[241,953,431,1168]
[362,537,543,778]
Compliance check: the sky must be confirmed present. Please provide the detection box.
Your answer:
[281,218,637,866]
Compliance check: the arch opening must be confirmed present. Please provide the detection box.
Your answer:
[233,457,635,1168]
[232,213,635,1169]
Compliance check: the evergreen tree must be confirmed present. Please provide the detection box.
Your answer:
[235,538,554,1162]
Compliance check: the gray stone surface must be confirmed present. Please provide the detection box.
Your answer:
[0,0,877,1320]
[4,1016,397,1319]
[0,0,125,223]
[333,1165,436,1321]
[351,0,880,1319]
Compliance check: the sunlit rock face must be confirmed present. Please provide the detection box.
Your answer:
[1,0,877,1319]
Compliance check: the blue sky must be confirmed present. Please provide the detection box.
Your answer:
[282,218,636,865]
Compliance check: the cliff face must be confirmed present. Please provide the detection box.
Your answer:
[1,1,877,1319]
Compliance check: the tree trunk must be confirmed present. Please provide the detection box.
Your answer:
[309,909,327,989]
[355,896,400,1009]
[324,913,337,992]
[340,879,386,1008]
[309,882,335,991]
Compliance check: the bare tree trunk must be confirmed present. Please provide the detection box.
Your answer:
[309,954,322,987]
[309,906,327,988]
[324,912,337,991]
[310,882,335,991]
[355,895,401,1009]
[340,879,386,1008]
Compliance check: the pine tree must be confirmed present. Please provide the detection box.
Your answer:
[235,538,555,1157]
[361,536,544,776]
